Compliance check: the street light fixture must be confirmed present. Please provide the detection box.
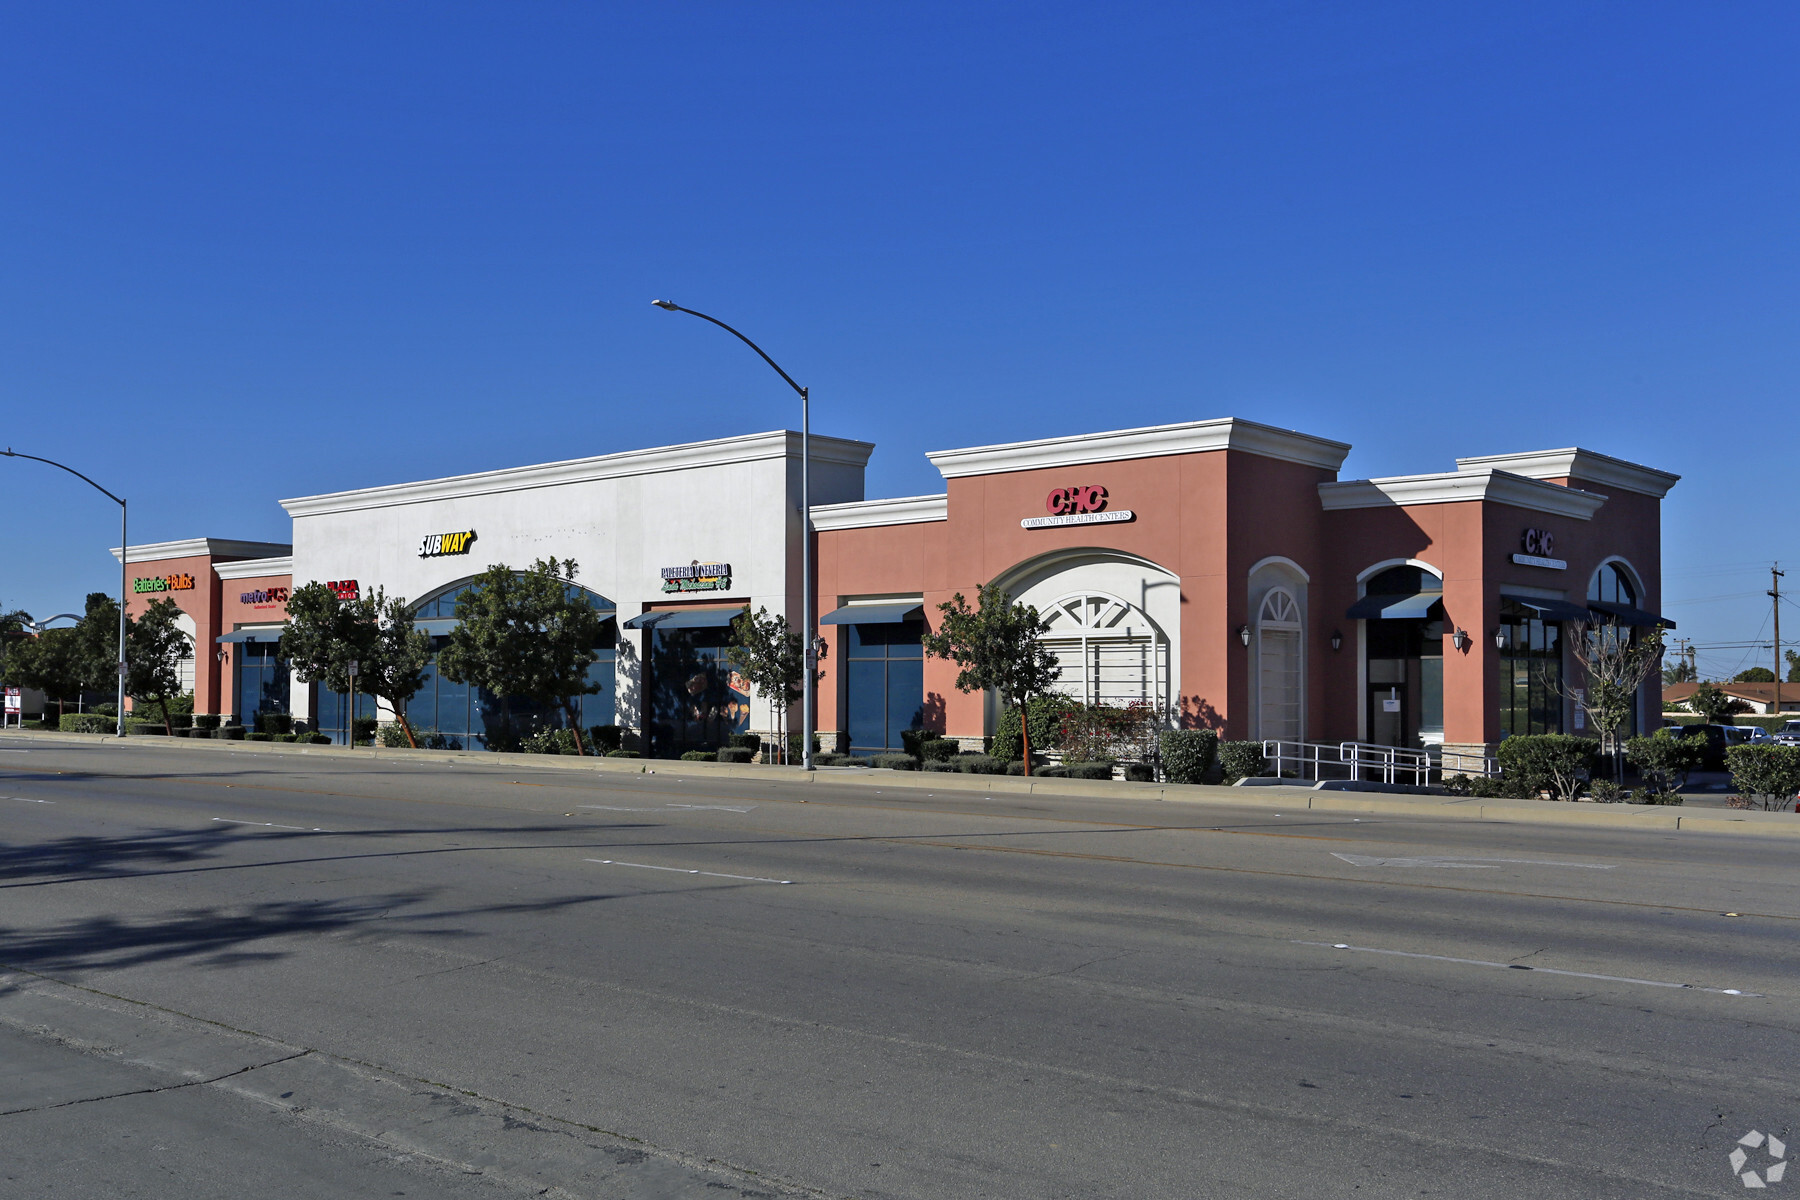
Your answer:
[3,449,129,737]
[651,300,818,771]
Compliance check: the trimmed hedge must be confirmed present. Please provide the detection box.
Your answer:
[872,753,917,771]
[1725,744,1800,810]
[218,725,247,740]
[921,738,961,763]
[1496,734,1599,801]
[922,760,959,772]
[1159,729,1219,785]
[717,747,754,763]
[956,754,1007,775]
[679,749,714,761]
[590,725,626,754]
[59,713,114,734]
[193,714,222,731]
[245,732,272,741]
[728,732,762,753]
[605,749,640,758]
[1067,762,1114,781]
[1124,762,1155,783]
[1217,740,1268,784]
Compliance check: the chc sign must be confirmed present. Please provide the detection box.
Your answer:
[1022,484,1135,531]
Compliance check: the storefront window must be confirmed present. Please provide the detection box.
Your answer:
[846,620,925,754]
[647,626,750,758]
[234,640,289,725]
[315,687,378,745]
[1497,602,1563,738]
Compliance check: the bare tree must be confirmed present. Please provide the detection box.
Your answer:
[1561,619,1667,780]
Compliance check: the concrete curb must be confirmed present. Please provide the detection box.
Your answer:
[7,728,1800,839]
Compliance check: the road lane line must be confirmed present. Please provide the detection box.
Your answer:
[9,797,55,804]
[577,804,758,814]
[1331,852,1615,870]
[1295,940,1759,996]
[584,858,791,884]
[211,817,330,832]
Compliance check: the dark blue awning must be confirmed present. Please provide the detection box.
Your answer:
[1346,593,1443,621]
[622,611,669,630]
[820,603,924,625]
[1589,600,1675,629]
[1500,594,1591,622]
[651,608,742,631]
[216,628,284,644]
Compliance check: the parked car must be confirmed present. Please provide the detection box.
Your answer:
[1727,725,1774,747]
[1773,720,1800,746]
[1667,723,1734,770]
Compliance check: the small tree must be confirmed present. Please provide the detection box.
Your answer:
[74,592,124,699]
[922,582,1060,776]
[1625,728,1704,796]
[1734,667,1776,683]
[1685,681,1734,725]
[1564,619,1666,780]
[282,582,432,747]
[1725,744,1800,811]
[6,628,86,718]
[731,605,807,763]
[126,598,192,734]
[438,558,606,754]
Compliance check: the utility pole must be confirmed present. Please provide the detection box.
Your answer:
[1772,564,1785,714]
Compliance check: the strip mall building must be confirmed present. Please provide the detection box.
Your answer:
[114,418,1677,766]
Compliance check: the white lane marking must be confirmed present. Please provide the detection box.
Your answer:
[0,749,32,753]
[585,859,791,884]
[578,803,757,814]
[9,797,55,804]
[1297,940,1758,996]
[211,817,329,832]
[1331,852,1614,870]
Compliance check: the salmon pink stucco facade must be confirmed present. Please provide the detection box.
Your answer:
[811,418,1678,769]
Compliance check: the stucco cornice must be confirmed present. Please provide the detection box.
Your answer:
[1453,447,1679,498]
[924,418,1351,479]
[811,494,947,531]
[214,556,294,580]
[1319,468,1607,519]
[280,430,875,518]
[110,538,293,565]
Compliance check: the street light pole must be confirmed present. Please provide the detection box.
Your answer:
[3,449,129,737]
[651,301,817,771]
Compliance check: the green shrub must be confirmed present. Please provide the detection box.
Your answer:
[787,733,822,761]
[988,694,1081,764]
[717,747,754,763]
[1036,764,1069,778]
[1159,729,1219,785]
[219,726,247,740]
[274,733,297,743]
[921,738,960,763]
[1632,787,1683,805]
[1217,740,1268,784]
[245,731,272,742]
[1005,760,1027,775]
[169,712,193,729]
[604,749,640,758]
[1124,762,1155,783]
[679,749,714,762]
[306,732,331,744]
[521,727,579,755]
[956,754,1007,775]
[1496,734,1599,801]
[1068,762,1114,781]
[589,725,625,754]
[193,714,222,731]
[1626,729,1703,795]
[1588,779,1626,803]
[922,760,959,772]
[352,717,378,745]
[900,728,939,758]
[872,753,917,771]
[59,713,114,734]
[134,723,168,736]
[728,732,762,753]
[1466,774,1516,798]
[815,753,868,767]
[255,712,293,735]
[1725,744,1800,811]
[378,724,410,748]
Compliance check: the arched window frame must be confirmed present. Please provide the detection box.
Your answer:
[1037,589,1170,713]
[1255,586,1305,743]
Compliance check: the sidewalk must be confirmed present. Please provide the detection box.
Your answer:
[6,727,1799,840]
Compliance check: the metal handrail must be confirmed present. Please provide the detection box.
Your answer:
[1337,740,1432,786]
[1260,739,1437,787]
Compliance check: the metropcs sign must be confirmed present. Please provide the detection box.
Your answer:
[1022,485,1135,530]
[134,573,196,594]
[419,530,477,558]
[240,586,290,607]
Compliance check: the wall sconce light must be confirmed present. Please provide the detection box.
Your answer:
[1330,630,1343,652]
[1494,628,1508,651]
[1238,624,1251,647]
[1450,628,1471,652]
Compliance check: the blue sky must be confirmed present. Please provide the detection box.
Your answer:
[3,3,1795,678]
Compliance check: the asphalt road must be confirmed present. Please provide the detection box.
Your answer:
[1,737,1795,1199]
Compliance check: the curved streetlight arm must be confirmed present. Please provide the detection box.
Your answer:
[2,448,129,738]
[650,302,806,399]
[3,449,125,507]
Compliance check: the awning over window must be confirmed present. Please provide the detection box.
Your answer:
[1346,592,1443,620]
[637,608,742,631]
[820,603,924,625]
[1589,600,1676,629]
[1499,594,1592,622]
[216,628,284,644]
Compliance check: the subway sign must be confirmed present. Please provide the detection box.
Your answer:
[419,529,477,558]
[134,573,196,594]
[661,562,732,593]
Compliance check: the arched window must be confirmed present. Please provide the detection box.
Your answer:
[1039,592,1169,711]
[1257,588,1303,742]
[409,577,614,620]
[1588,562,1637,607]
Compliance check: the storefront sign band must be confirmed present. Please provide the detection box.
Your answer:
[1021,510,1135,530]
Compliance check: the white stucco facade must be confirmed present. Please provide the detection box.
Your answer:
[279,430,871,734]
